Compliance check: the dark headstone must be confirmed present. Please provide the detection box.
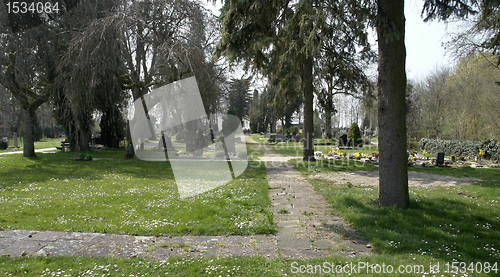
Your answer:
[436,152,445,166]
[292,135,302,142]
[339,134,348,148]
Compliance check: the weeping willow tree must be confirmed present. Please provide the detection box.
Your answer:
[56,0,226,156]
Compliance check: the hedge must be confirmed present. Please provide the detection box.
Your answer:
[419,138,500,160]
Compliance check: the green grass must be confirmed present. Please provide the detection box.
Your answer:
[33,138,64,149]
[2,254,497,276]
[0,138,62,153]
[0,150,276,236]
[292,159,500,274]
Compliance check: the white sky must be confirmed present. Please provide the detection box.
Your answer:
[404,0,455,81]
[204,0,456,82]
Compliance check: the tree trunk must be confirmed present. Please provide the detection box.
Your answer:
[377,0,409,208]
[22,108,35,157]
[325,109,332,140]
[78,128,90,150]
[302,55,315,161]
[123,120,135,159]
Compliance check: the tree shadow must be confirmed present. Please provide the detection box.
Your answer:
[337,195,500,263]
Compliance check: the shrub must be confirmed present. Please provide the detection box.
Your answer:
[347,123,362,148]
[419,138,500,160]
[290,126,299,136]
[0,140,8,150]
[34,125,44,141]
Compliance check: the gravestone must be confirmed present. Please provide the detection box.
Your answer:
[205,132,213,146]
[339,134,348,148]
[436,152,445,166]
[276,134,287,143]
[292,134,302,142]
[185,130,197,152]
[195,130,205,156]
[158,134,173,151]
[13,133,18,148]
[225,134,236,154]
[264,133,271,138]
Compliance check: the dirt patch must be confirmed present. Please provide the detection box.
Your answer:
[310,171,482,189]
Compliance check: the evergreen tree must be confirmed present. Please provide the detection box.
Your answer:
[347,122,362,148]
[227,78,251,125]
[214,0,371,160]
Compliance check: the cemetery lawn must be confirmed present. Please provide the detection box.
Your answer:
[0,150,276,236]
[252,135,379,157]
[0,138,62,153]
[294,159,499,272]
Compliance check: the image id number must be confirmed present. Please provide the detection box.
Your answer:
[6,1,60,14]
[445,262,498,274]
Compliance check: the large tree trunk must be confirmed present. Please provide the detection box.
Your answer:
[325,109,332,140]
[377,0,409,208]
[22,108,35,157]
[302,55,315,161]
[78,128,90,150]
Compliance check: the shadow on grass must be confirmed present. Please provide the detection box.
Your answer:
[334,191,499,263]
[0,150,175,187]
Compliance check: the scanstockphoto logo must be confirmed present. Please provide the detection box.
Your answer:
[128,77,248,199]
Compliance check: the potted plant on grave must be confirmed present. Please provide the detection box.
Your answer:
[477,149,485,163]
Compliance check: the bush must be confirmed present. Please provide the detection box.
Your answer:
[347,123,362,148]
[34,125,44,141]
[481,139,500,160]
[0,140,8,150]
[419,138,500,160]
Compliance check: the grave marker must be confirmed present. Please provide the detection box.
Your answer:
[436,152,445,166]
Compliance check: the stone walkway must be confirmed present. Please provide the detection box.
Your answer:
[0,138,371,259]
[0,148,57,156]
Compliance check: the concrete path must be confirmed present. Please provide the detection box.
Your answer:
[0,148,57,156]
[0,137,372,259]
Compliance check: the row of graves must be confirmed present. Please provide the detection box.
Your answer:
[264,132,303,143]
[408,152,499,168]
[152,119,245,159]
